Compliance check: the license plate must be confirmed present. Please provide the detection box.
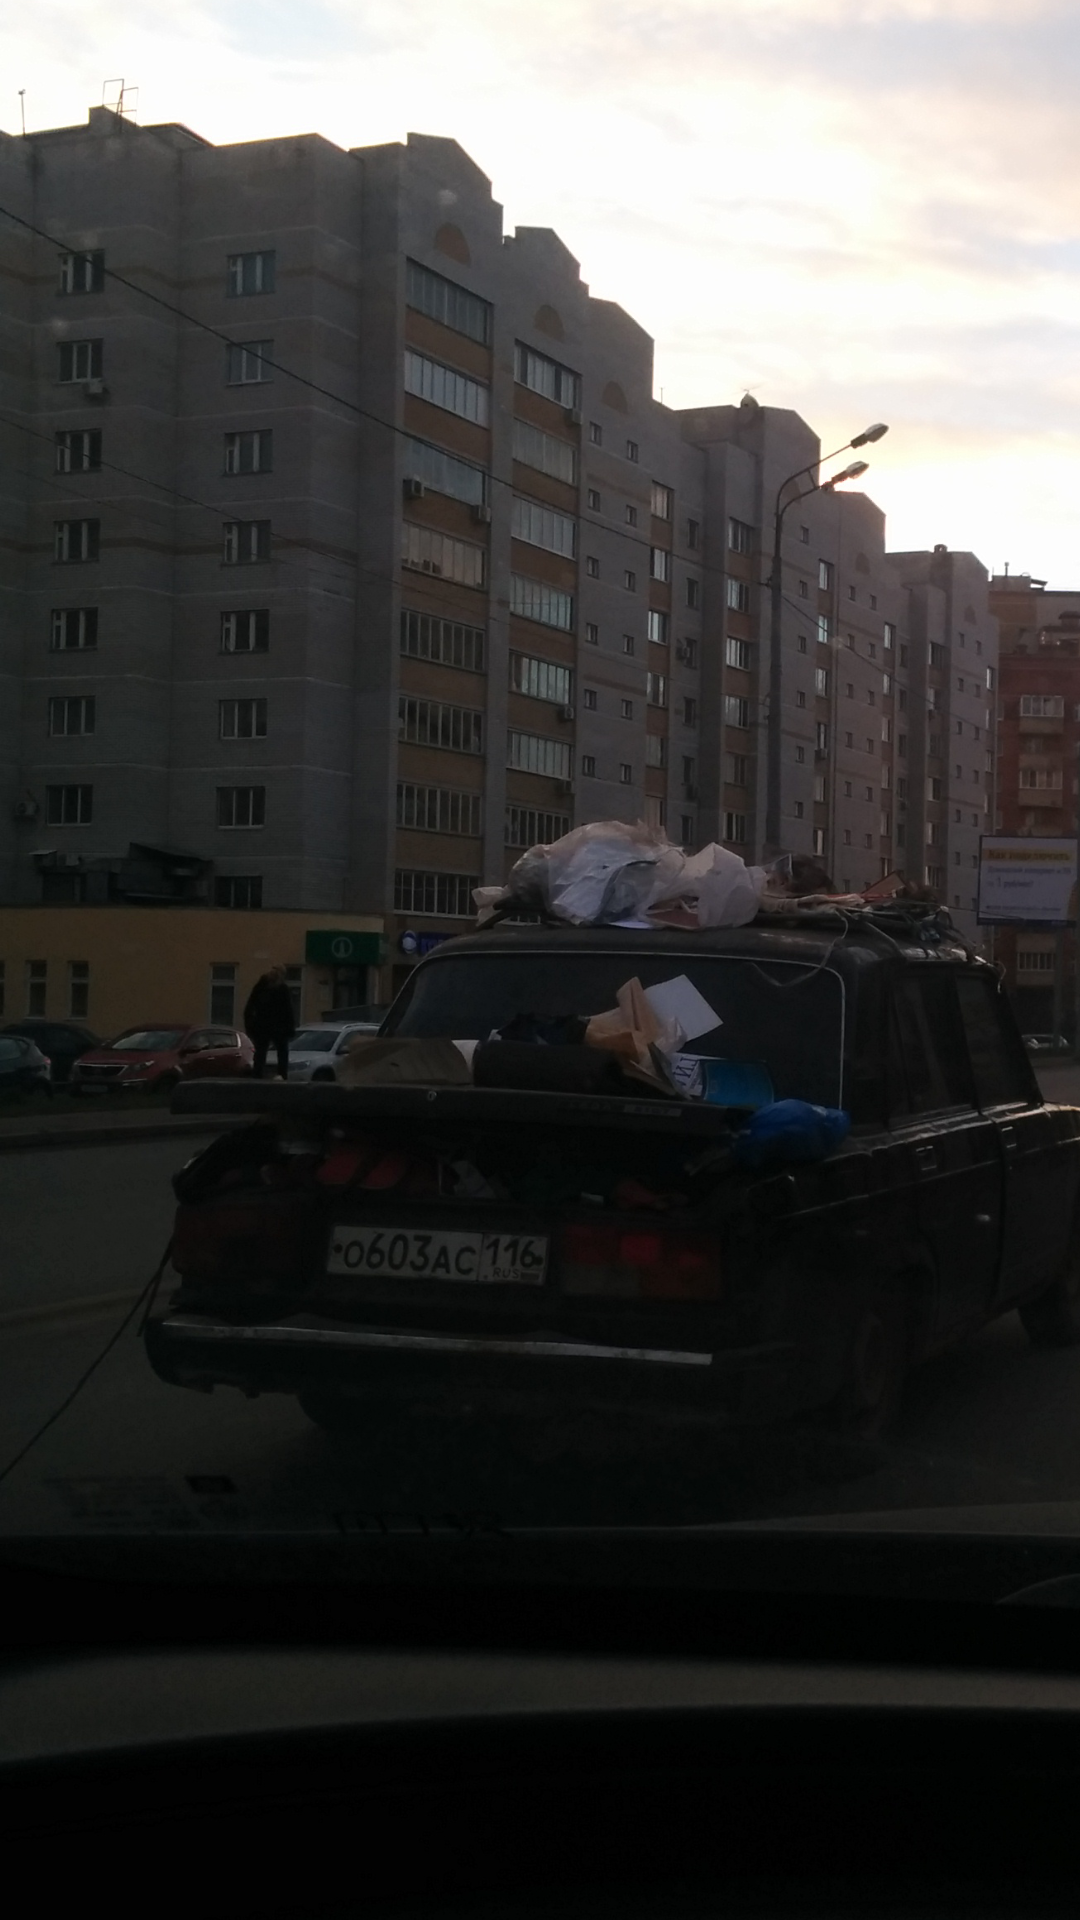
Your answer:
[327,1226,548,1286]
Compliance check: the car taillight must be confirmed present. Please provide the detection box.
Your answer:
[560,1222,721,1299]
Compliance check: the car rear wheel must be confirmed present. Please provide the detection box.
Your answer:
[832,1282,908,1438]
[1019,1242,1080,1347]
[311,1068,336,1083]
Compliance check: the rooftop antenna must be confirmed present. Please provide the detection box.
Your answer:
[18,90,25,136]
[102,78,138,119]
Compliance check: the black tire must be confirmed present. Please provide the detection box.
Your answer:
[311,1068,336,1084]
[833,1282,908,1438]
[1019,1243,1080,1347]
[155,1070,181,1094]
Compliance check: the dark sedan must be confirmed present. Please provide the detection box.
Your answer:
[0,1034,52,1097]
[2,1020,99,1084]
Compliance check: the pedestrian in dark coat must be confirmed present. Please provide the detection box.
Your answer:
[244,965,296,1079]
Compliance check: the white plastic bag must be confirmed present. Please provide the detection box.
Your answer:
[473,820,766,930]
[668,843,767,928]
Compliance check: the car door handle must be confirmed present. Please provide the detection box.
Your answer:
[999,1127,1018,1155]
[915,1144,939,1173]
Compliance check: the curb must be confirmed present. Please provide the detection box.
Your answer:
[0,1117,230,1154]
[0,1288,146,1331]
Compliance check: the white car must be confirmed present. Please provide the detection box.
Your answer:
[285,1023,373,1083]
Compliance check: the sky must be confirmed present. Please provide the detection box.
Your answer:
[6,0,1080,584]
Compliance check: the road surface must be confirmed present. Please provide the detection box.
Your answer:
[4,1110,1080,1535]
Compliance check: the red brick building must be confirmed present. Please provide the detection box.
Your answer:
[990,574,1080,1035]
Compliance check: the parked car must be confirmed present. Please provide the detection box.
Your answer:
[148,904,1080,1441]
[319,1005,388,1034]
[287,1022,379,1083]
[70,1025,254,1094]
[0,1033,52,1098]
[1024,1033,1071,1055]
[2,1020,99,1084]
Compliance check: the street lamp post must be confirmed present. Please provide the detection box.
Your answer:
[763,424,888,857]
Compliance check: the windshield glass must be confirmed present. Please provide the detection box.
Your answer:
[289,1029,340,1053]
[108,1030,187,1052]
[388,953,846,1107]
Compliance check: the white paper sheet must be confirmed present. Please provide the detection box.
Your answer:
[642,974,722,1043]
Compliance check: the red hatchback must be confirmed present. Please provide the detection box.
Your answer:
[69,1024,255,1095]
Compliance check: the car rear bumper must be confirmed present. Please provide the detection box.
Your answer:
[145,1307,795,1415]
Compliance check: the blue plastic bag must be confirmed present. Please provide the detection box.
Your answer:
[731,1099,850,1170]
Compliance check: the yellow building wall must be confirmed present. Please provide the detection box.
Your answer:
[0,906,384,1037]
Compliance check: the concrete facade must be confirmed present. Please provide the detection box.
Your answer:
[0,105,996,985]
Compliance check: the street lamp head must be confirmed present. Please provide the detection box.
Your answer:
[823,459,870,489]
[850,422,889,447]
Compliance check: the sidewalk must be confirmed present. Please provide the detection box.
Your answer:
[0,1104,233,1153]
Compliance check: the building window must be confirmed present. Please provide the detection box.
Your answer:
[396,784,483,836]
[678,635,698,667]
[623,634,635,655]
[510,653,572,704]
[510,495,575,555]
[589,422,602,445]
[626,505,638,527]
[214,876,263,909]
[724,812,747,843]
[843,829,852,846]
[870,595,878,611]
[225,341,272,385]
[799,525,810,545]
[848,585,857,602]
[1019,694,1064,718]
[725,636,752,671]
[509,575,573,631]
[817,722,829,751]
[883,622,896,649]
[626,440,639,463]
[815,667,829,696]
[54,520,99,563]
[650,546,671,583]
[405,524,486,588]
[798,635,807,653]
[51,608,98,651]
[227,251,275,296]
[223,520,271,565]
[55,430,101,474]
[624,569,637,591]
[507,731,572,780]
[795,746,805,764]
[845,681,856,699]
[46,784,92,825]
[408,349,491,427]
[505,806,571,848]
[513,342,581,410]
[399,696,483,754]
[219,697,267,740]
[725,753,747,786]
[585,622,599,645]
[645,734,667,770]
[1019,767,1062,789]
[651,482,673,520]
[586,556,600,578]
[793,801,804,820]
[681,814,695,842]
[66,961,90,1019]
[726,578,751,613]
[727,517,754,554]
[26,961,47,1018]
[57,340,102,384]
[216,786,265,828]
[224,430,273,475]
[47,695,95,736]
[647,672,668,708]
[929,642,945,669]
[648,610,669,646]
[814,775,827,802]
[725,695,750,728]
[401,610,485,672]
[58,249,105,295]
[406,259,491,343]
[796,690,806,709]
[583,688,597,711]
[621,698,633,719]
[581,755,596,777]
[587,488,601,511]
[209,964,238,1024]
[408,438,488,506]
[221,610,270,653]
[818,560,834,591]
[683,696,698,726]
[798,581,808,599]
[619,762,633,784]
[1018,949,1057,974]
[686,577,700,610]
[395,870,479,919]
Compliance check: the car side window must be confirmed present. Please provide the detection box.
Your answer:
[888,971,973,1118]
[203,1029,237,1047]
[955,973,1034,1108]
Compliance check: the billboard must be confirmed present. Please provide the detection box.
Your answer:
[977,836,1078,926]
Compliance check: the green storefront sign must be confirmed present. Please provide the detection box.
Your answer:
[304,929,385,967]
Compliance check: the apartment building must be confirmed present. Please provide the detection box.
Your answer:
[0,103,995,994]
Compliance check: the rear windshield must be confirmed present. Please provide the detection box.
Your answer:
[109,1029,187,1051]
[290,1029,340,1053]
[387,952,846,1107]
